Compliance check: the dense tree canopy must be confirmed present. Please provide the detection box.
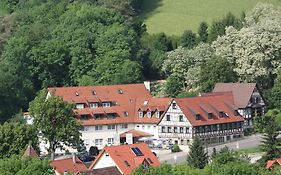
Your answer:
[0,122,39,159]
[0,156,53,175]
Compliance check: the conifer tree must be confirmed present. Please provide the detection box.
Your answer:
[187,137,208,169]
[260,111,281,163]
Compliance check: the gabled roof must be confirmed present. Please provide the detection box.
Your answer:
[120,129,154,138]
[212,83,257,108]
[23,144,38,158]
[48,83,172,125]
[173,93,244,126]
[266,158,281,169]
[89,143,160,175]
[51,157,88,175]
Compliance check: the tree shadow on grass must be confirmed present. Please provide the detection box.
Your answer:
[140,0,163,20]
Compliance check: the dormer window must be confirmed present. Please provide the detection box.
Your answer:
[139,111,143,118]
[90,103,98,108]
[234,110,239,116]
[156,111,160,118]
[208,113,213,119]
[219,112,225,118]
[76,103,84,109]
[102,102,111,107]
[147,111,151,118]
[195,114,201,120]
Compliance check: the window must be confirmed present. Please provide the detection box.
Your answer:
[107,125,116,130]
[95,125,103,130]
[142,125,145,130]
[147,111,151,118]
[219,112,225,118]
[92,90,96,95]
[107,138,114,145]
[147,125,151,130]
[186,127,189,134]
[166,115,171,121]
[161,126,166,133]
[117,89,123,94]
[195,114,201,120]
[131,147,143,156]
[208,113,213,119]
[121,124,128,129]
[94,139,103,145]
[167,126,171,133]
[124,160,130,167]
[123,111,129,117]
[102,102,111,107]
[234,110,239,116]
[180,127,184,133]
[76,103,84,109]
[147,158,153,164]
[172,103,177,109]
[156,111,160,118]
[80,115,88,120]
[139,111,143,118]
[179,115,184,122]
[90,103,98,108]
[174,127,178,133]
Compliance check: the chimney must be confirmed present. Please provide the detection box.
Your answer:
[72,153,76,164]
[144,81,150,92]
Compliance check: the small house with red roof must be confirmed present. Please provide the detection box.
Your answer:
[51,155,90,175]
[158,93,244,145]
[266,158,281,170]
[212,83,265,127]
[89,143,160,175]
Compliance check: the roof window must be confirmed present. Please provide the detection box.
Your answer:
[124,111,129,117]
[143,100,148,105]
[117,89,123,94]
[92,90,96,95]
[124,160,130,167]
[131,147,143,156]
[75,92,79,96]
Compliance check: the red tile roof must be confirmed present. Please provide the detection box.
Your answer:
[89,143,160,175]
[173,93,244,126]
[48,83,172,126]
[51,157,88,175]
[120,129,154,138]
[23,145,38,158]
[266,158,281,169]
[212,83,257,108]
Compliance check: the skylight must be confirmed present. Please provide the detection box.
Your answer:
[131,147,143,156]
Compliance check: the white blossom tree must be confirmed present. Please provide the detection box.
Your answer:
[212,3,281,88]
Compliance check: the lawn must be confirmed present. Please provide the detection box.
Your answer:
[140,0,281,36]
[237,146,263,154]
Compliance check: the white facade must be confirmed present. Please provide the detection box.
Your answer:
[158,100,193,145]
[81,123,135,150]
[93,151,117,169]
[134,124,159,139]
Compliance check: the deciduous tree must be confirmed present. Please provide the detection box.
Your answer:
[29,90,83,159]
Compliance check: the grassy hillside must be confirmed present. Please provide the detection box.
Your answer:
[141,0,281,36]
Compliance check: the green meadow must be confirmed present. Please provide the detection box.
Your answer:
[140,0,281,36]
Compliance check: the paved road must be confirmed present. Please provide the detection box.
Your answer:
[159,134,263,164]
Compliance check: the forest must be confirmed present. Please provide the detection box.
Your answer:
[0,0,280,122]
